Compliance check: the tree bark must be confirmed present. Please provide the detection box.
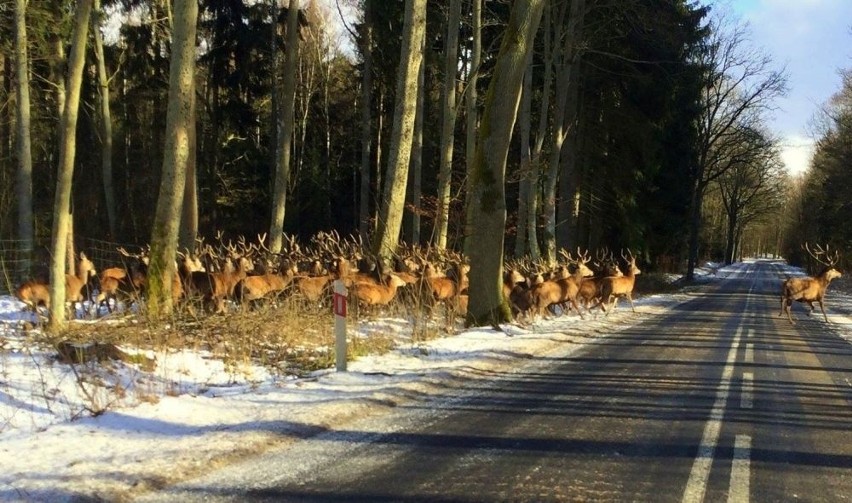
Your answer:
[14,0,34,282]
[358,0,373,238]
[269,0,301,253]
[541,0,584,263]
[179,77,198,252]
[146,0,197,319]
[514,56,533,258]
[406,47,425,244]
[434,0,461,248]
[463,0,481,249]
[48,0,93,332]
[371,0,426,262]
[93,0,117,238]
[465,0,544,328]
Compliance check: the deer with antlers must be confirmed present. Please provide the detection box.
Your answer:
[595,249,641,315]
[780,243,842,324]
[529,250,595,320]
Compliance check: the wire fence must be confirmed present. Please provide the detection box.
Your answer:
[0,237,144,296]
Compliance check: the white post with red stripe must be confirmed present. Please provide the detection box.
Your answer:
[332,279,348,372]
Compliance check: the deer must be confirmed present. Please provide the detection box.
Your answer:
[16,252,98,317]
[595,249,641,315]
[504,268,534,323]
[530,250,594,320]
[780,243,842,324]
[577,249,623,312]
[350,273,407,316]
[95,247,150,313]
[185,243,255,314]
[234,258,299,308]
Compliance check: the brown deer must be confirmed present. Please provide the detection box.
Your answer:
[531,250,594,320]
[780,243,842,324]
[234,258,299,307]
[350,273,407,315]
[577,249,623,312]
[596,249,641,315]
[504,269,534,323]
[186,245,254,314]
[16,253,97,317]
[95,247,150,313]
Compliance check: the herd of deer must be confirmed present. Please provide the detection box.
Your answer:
[13,231,844,327]
[12,232,645,326]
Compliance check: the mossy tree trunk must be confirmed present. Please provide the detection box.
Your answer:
[146,0,197,320]
[465,0,544,328]
[371,0,426,263]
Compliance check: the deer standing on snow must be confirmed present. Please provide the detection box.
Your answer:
[595,249,641,315]
[780,243,842,324]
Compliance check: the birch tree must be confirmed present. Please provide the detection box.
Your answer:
[371,0,426,262]
[48,0,93,332]
[465,0,544,328]
[146,0,197,319]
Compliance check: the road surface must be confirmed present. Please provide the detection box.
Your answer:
[137,260,852,502]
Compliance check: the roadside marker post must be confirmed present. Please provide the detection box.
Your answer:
[332,280,348,372]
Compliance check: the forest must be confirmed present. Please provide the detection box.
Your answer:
[0,0,849,327]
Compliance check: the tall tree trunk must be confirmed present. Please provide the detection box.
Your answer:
[541,0,584,263]
[434,0,461,248]
[146,0,197,319]
[92,0,116,238]
[358,0,373,238]
[179,78,198,251]
[514,57,533,258]
[725,210,738,265]
[526,1,552,261]
[48,0,93,332]
[463,0,481,249]
[269,0,301,253]
[556,57,582,250]
[406,48,425,244]
[371,0,426,262]
[465,0,544,328]
[686,182,705,280]
[14,0,34,282]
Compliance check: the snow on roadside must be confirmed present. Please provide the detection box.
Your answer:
[0,260,848,502]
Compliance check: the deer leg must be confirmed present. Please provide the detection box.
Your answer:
[804,300,815,316]
[570,297,585,319]
[627,293,636,313]
[819,299,829,322]
[785,299,795,324]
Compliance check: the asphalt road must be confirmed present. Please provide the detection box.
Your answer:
[137,261,852,502]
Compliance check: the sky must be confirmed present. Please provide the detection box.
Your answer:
[2,261,852,501]
[722,0,852,175]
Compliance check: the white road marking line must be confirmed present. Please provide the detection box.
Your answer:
[744,344,753,365]
[747,329,753,338]
[727,435,751,503]
[681,325,744,503]
[740,372,753,409]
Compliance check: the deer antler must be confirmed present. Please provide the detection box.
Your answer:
[804,243,840,268]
